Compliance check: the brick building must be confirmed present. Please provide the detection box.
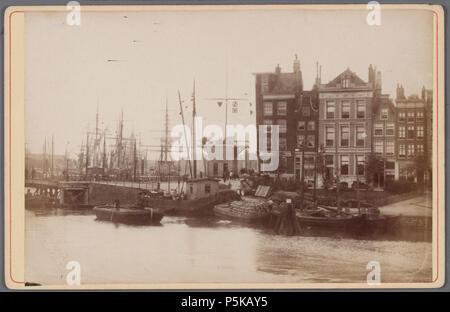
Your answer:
[293,89,319,186]
[317,65,380,187]
[422,86,433,183]
[254,55,305,177]
[372,94,397,185]
[395,85,428,183]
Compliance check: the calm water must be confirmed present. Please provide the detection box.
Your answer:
[25,209,432,285]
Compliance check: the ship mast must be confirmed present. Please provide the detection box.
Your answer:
[178,91,192,178]
[51,135,54,179]
[192,80,197,179]
[85,131,89,178]
[102,129,107,172]
[117,109,124,169]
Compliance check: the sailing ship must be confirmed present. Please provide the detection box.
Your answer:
[141,82,239,216]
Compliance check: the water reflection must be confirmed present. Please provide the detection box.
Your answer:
[25,209,432,285]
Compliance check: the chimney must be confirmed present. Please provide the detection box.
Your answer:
[368,64,374,84]
[293,54,300,73]
[396,84,405,100]
[375,70,382,90]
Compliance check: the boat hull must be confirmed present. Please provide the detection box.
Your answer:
[145,190,240,217]
[296,212,364,231]
[93,206,164,225]
[213,198,272,224]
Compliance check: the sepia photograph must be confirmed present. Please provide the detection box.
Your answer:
[3,4,445,289]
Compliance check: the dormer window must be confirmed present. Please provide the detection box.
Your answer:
[342,78,350,88]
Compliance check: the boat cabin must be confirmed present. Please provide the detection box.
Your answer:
[185,178,220,200]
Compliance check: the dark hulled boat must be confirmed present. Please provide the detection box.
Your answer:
[296,209,364,230]
[93,205,164,225]
[319,203,399,233]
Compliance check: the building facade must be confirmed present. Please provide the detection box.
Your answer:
[317,66,380,187]
[254,55,305,177]
[372,94,397,185]
[254,59,432,189]
[395,85,428,183]
[293,89,319,186]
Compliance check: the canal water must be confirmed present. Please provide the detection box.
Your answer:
[25,209,432,285]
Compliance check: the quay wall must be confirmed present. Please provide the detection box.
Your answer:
[392,215,432,242]
[88,183,143,205]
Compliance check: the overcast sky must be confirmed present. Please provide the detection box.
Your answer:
[25,7,433,158]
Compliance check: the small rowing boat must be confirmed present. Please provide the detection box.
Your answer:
[93,205,164,225]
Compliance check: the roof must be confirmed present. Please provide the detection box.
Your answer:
[322,68,369,89]
[271,72,303,94]
[256,71,303,95]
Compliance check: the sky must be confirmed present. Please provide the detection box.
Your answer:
[25,7,434,158]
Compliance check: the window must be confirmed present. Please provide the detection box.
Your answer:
[342,78,350,88]
[381,108,388,120]
[375,141,383,155]
[407,144,415,157]
[386,141,394,156]
[189,185,194,194]
[386,161,395,170]
[307,121,315,131]
[398,112,406,121]
[386,123,395,136]
[374,124,383,136]
[205,184,211,193]
[340,126,350,147]
[277,119,287,133]
[356,126,365,147]
[341,101,350,118]
[213,163,218,176]
[407,112,415,120]
[357,155,365,175]
[325,155,334,166]
[302,106,310,117]
[417,125,424,138]
[263,102,273,116]
[297,121,305,131]
[277,102,287,115]
[263,120,272,150]
[326,102,335,119]
[417,144,424,155]
[416,111,424,120]
[297,135,304,148]
[357,101,366,118]
[279,137,287,151]
[324,155,334,180]
[341,155,349,175]
[326,127,335,147]
[407,125,415,139]
[307,135,315,148]
[398,144,406,158]
[399,126,406,138]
